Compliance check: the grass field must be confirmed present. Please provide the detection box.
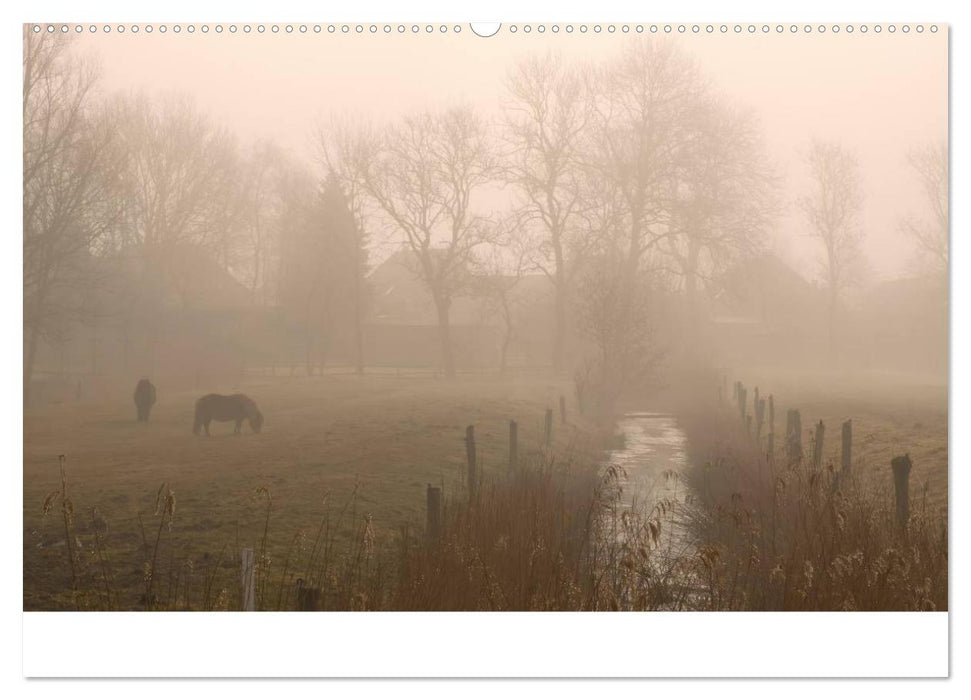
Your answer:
[23,372,594,610]
[23,366,948,611]
[726,368,948,512]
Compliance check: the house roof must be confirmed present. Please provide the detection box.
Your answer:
[711,253,823,327]
[367,247,554,326]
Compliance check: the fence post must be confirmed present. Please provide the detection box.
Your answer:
[756,398,765,440]
[787,409,803,462]
[465,425,476,498]
[768,394,775,435]
[241,548,255,611]
[891,455,912,531]
[559,395,567,424]
[426,485,442,545]
[841,420,852,473]
[767,430,774,460]
[295,578,322,611]
[546,407,554,444]
[739,385,747,425]
[812,420,825,470]
[509,419,518,472]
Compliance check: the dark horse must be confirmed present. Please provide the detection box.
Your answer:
[133,378,157,422]
[193,393,264,436]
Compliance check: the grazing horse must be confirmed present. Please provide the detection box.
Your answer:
[133,378,157,422]
[193,393,264,436]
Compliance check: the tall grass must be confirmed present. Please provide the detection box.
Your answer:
[679,402,947,611]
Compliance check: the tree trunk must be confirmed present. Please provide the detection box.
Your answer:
[435,299,456,379]
[551,269,566,374]
[24,324,41,409]
[353,276,365,375]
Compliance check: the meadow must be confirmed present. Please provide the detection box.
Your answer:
[23,371,594,610]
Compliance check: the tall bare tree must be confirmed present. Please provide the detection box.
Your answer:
[899,140,948,274]
[23,30,126,404]
[662,96,777,349]
[503,53,592,372]
[587,40,704,296]
[355,107,498,378]
[113,92,242,309]
[574,249,664,420]
[238,140,288,306]
[473,219,535,374]
[799,139,865,353]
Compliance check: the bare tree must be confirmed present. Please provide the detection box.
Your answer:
[355,107,498,378]
[23,30,126,404]
[503,53,592,372]
[661,96,777,350]
[574,250,664,420]
[473,219,535,374]
[113,92,242,309]
[587,40,704,297]
[798,139,866,353]
[237,140,288,306]
[898,140,948,274]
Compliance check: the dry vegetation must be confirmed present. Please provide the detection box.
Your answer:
[24,369,946,612]
[679,370,947,611]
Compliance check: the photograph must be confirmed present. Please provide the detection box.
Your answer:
[22,21,947,620]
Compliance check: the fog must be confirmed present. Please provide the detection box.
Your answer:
[23,25,948,616]
[81,28,947,279]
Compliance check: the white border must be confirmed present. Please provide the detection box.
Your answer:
[23,612,949,678]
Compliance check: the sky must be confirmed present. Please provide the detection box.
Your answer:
[74,25,948,282]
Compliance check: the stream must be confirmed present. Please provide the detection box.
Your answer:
[602,412,699,563]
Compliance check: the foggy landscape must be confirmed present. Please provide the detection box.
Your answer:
[23,24,947,612]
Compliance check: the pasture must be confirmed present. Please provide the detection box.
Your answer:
[23,372,592,610]
[731,369,948,511]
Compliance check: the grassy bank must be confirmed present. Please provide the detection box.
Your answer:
[676,374,947,611]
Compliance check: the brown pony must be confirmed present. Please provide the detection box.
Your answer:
[193,393,264,436]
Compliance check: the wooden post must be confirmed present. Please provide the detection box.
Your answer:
[891,455,912,531]
[787,409,802,462]
[544,408,553,448]
[426,485,442,544]
[465,425,476,498]
[508,419,518,472]
[738,386,747,425]
[756,398,765,440]
[559,395,567,424]
[240,548,255,611]
[767,431,774,459]
[768,395,775,435]
[841,420,852,473]
[296,579,322,611]
[812,420,825,470]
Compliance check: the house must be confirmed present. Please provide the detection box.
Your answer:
[364,248,554,369]
[708,253,828,367]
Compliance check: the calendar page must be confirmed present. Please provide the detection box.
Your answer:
[19,14,949,680]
